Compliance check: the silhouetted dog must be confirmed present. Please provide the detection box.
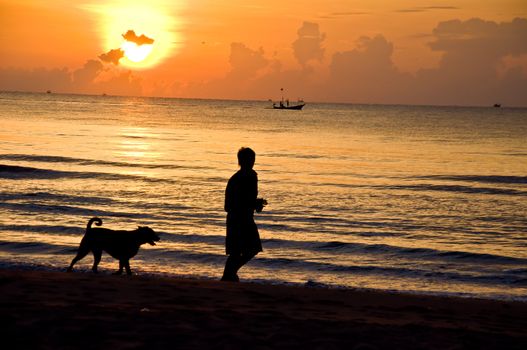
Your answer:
[67,217,160,275]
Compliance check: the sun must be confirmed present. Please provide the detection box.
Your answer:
[121,41,154,63]
[84,1,183,69]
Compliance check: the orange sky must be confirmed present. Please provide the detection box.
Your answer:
[1,0,526,106]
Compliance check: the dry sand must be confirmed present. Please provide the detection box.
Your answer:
[1,269,526,349]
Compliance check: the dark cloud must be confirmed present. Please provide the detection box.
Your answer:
[122,30,154,45]
[292,22,326,66]
[397,6,459,13]
[321,11,370,19]
[98,48,125,65]
[97,30,154,66]
[330,12,370,16]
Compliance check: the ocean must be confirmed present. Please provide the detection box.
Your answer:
[1,91,526,300]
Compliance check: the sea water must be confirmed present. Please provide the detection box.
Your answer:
[1,91,526,300]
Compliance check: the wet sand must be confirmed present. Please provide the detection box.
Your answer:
[2,269,526,349]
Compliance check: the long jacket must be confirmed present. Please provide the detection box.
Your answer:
[224,168,262,255]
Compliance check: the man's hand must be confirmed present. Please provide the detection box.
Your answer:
[255,198,268,213]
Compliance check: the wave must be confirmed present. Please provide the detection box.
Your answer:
[0,192,196,216]
[384,183,526,196]
[2,219,524,266]
[263,152,324,160]
[417,175,527,185]
[0,164,180,185]
[0,154,212,170]
[0,164,137,181]
[315,241,527,265]
[0,191,116,205]
[0,241,75,255]
[137,247,527,286]
[0,224,82,235]
[0,201,159,219]
[1,239,526,288]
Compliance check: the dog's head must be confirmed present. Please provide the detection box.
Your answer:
[137,226,160,246]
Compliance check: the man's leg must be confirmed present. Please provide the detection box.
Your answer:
[235,252,256,272]
[221,254,240,281]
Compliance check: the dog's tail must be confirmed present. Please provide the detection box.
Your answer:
[87,217,103,230]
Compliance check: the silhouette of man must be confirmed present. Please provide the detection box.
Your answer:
[221,147,267,282]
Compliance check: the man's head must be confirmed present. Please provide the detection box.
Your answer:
[238,147,255,170]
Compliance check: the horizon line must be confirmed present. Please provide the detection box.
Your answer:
[1,89,525,109]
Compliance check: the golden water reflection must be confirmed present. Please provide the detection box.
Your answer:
[115,127,163,175]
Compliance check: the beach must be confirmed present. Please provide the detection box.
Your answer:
[2,269,526,349]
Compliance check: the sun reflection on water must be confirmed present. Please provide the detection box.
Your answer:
[115,128,163,174]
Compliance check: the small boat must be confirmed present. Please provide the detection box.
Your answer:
[493,103,501,108]
[273,100,305,110]
[272,88,305,110]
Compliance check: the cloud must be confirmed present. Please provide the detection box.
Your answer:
[122,30,154,45]
[169,18,527,106]
[228,42,269,78]
[2,18,526,106]
[292,22,326,66]
[320,11,370,19]
[97,30,154,66]
[174,33,327,102]
[413,17,527,105]
[397,6,459,13]
[430,17,527,57]
[0,67,72,93]
[95,70,142,96]
[422,17,527,84]
[325,35,412,103]
[324,17,527,106]
[0,60,143,97]
[73,59,104,86]
[330,12,370,16]
[176,43,271,99]
[98,48,125,65]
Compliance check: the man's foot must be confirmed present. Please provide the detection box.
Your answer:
[220,274,239,282]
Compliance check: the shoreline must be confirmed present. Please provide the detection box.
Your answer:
[2,268,527,349]
[1,260,525,303]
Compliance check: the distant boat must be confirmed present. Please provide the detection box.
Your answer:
[271,88,305,110]
[46,90,52,94]
[272,100,305,110]
[493,103,501,108]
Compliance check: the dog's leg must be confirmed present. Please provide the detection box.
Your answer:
[124,260,132,275]
[92,249,102,273]
[113,261,124,275]
[67,242,90,272]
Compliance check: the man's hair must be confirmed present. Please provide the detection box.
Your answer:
[238,147,255,168]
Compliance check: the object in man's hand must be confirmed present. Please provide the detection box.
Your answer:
[256,198,268,213]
